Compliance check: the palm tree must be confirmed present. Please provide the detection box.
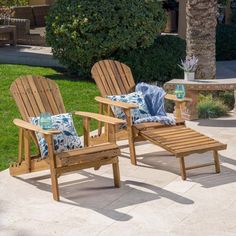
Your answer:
[186,0,218,79]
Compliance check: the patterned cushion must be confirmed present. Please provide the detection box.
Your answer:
[134,115,175,125]
[107,92,151,123]
[30,113,82,158]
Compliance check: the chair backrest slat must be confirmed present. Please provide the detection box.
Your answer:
[21,76,42,115]
[32,76,54,113]
[91,60,135,96]
[108,60,128,93]
[27,75,47,112]
[102,60,122,94]
[92,63,110,96]
[14,78,36,118]
[98,61,117,95]
[47,77,66,113]
[38,76,61,114]
[11,75,66,121]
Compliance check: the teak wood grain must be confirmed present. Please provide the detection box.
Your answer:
[91,60,227,180]
[10,75,123,201]
[91,60,135,96]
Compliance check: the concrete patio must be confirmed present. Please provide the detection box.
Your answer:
[0,113,236,236]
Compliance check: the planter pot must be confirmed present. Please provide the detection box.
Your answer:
[184,71,195,81]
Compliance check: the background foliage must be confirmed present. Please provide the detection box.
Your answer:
[114,35,186,85]
[46,0,236,83]
[46,0,166,77]
[219,91,235,110]
[217,0,228,5]
[197,94,229,119]
[216,24,236,60]
[0,0,28,6]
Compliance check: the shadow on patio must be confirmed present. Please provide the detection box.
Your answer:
[119,144,236,188]
[196,118,236,128]
[15,170,194,221]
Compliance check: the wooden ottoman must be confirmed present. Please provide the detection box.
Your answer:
[138,124,227,180]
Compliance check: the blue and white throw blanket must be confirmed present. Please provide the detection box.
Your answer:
[135,82,175,125]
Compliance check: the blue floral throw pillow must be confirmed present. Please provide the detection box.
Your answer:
[107,92,151,123]
[30,113,82,158]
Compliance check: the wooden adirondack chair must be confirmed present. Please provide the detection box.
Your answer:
[10,75,125,201]
[91,60,227,180]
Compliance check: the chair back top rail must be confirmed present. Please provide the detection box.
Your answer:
[91,59,135,97]
[10,75,66,121]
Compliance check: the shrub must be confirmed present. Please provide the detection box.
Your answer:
[216,24,236,60]
[165,99,175,113]
[219,91,235,110]
[46,0,166,77]
[0,0,28,6]
[217,0,227,5]
[197,94,229,119]
[231,11,236,25]
[114,35,186,85]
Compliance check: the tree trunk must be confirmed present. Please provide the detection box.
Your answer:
[186,0,217,79]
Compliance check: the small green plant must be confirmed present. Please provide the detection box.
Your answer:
[198,94,229,119]
[219,91,235,110]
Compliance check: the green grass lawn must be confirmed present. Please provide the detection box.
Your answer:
[0,64,99,171]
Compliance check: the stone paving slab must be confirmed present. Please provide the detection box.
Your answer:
[1,114,236,235]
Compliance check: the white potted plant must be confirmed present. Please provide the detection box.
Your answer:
[178,55,198,81]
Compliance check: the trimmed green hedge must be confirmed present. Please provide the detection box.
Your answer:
[216,24,236,61]
[114,35,186,85]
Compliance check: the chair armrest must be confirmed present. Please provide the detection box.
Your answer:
[74,111,126,125]
[165,94,192,102]
[95,96,139,109]
[13,119,61,135]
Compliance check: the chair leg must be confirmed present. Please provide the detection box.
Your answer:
[128,136,137,165]
[45,135,60,201]
[213,150,221,173]
[18,128,24,163]
[179,156,187,180]
[50,168,60,201]
[124,110,137,165]
[112,158,120,188]
[98,103,103,136]
[24,130,31,172]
